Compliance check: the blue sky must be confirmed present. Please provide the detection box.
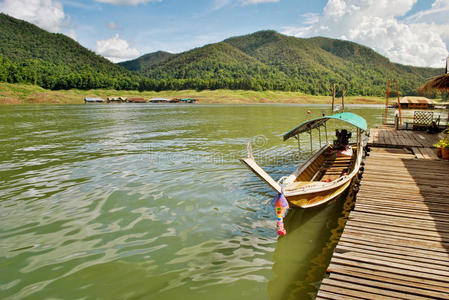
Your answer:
[1,0,448,67]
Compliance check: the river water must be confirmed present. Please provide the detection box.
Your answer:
[0,104,382,299]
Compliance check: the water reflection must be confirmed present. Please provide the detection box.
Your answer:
[268,192,353,299]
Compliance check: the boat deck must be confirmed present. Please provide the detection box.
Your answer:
[317,128,449,299]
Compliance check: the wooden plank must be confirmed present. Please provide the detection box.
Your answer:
[340,230,449,253]
[327,263,449,291]
[320,279,400,299]
[412,147,425,159]
[337,240,449,264]
[316,290,360,300]
[333,250,449,276]
[330,256,449,283]
[321,278,422,299]
[330,273,449,299]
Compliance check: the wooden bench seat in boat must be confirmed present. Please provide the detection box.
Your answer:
[318,150,355,182]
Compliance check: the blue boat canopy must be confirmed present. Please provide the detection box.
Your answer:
[283,112,367,141]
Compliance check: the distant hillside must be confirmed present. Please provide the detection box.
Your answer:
[0,13,141,90]
[123,30,443,96]
[0,14,443,95]
[118,51,174,71]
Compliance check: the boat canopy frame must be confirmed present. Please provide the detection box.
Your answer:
[283,112,367,141]
[283,112,367,160]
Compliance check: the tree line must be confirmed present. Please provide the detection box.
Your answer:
[1,54,438,97]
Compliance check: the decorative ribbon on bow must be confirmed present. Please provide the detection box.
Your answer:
[273,192,289,236]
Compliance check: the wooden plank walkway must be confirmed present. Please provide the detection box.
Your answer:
[368,127,442,148]
[368,127,442,160]
[317,146,449,299]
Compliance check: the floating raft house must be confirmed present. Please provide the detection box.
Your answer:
[84,97,104,103]
[180,98,198,103]
[149,98,169,103]
[127,97,147,103]
[400,96,436,109]
[107,96,127,103]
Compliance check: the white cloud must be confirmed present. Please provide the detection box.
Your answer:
[95,0,160,5]
[0,0,68,32]
[107,21,120,30]
[282,0,449,67]
[241,0,279,5]
[212,0,279,9]
[212,0,231,10]
[96,34,140,63]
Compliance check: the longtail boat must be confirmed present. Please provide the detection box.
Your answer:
[240,112,367,209]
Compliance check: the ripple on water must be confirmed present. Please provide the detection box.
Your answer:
[0,105,383,299]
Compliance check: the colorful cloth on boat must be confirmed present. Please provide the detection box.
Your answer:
[337,145,353,157]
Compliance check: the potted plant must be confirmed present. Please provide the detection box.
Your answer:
[439,129,449,160]
[441,138,449,160]
[434,140,443,158]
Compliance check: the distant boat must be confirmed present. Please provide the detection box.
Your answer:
[180,98,198,103]
[240,112,367,208]
[127,97,147,103]
[149,98,169,103]
[84,97,104,103]
[333,104,341,112]
[107,96,127,103]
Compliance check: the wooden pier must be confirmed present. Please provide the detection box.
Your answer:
[317,128,449,299]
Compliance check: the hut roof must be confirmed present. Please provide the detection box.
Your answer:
[419,73,449,93]
[400,96,436,104]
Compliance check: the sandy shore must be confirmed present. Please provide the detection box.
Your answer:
[0,82,386,105]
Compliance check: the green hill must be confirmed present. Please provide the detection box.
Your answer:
[0,13,141,90]
[118,51,174,71]
[0,14,443,96]
[125,30,443,96]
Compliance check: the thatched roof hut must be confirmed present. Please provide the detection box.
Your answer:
[419,73,449,93]
[419,55,449,93]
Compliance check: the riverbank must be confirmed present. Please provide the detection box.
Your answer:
[0,82,385,104]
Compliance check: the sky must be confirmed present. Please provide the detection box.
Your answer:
[0,0,448,67]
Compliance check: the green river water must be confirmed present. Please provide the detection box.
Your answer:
[0,104,383,299]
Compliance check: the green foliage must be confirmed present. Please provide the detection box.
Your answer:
[0,14,444,96]
[0,13,141,90]
[126,30,444,96]
[118,51,174,71]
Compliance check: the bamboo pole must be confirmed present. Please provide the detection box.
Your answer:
[332,83,336,111]
[395,80,402,125]
[384,79,391,125]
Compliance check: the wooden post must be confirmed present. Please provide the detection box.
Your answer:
[318,127,321,147]
[342,87,345,110]
[296,135,301,162]
[395,80,402,125]
[309,130,313,153]
[324,122,328,144]
[332,84,336,111]
[384,80,391,125]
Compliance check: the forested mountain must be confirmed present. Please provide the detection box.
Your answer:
[118,51,174,71]
[0,13,443,96]
[125,30,443,96]
[0,13,141,90]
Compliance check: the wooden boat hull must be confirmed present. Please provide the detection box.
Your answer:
[282,142,363,208]
[286,179,352,208]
